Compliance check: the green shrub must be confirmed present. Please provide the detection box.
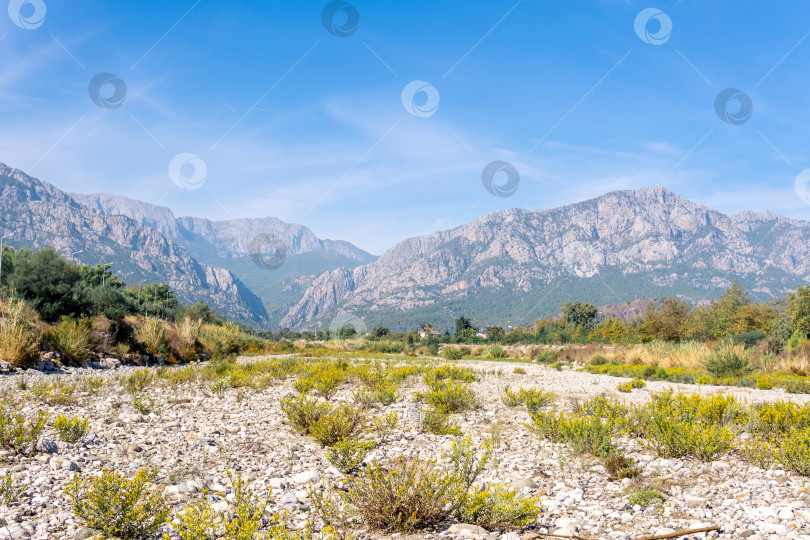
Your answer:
[590,354,608,366]
[50,316,93,362]
[173,471,296,540]
[501,386,523,407]
[424,365,478,384]
[54,414,89,444]
[29,379,78,406]
[420,407,461,436]
[704,343,753,378]
[730,330,766,348]
[131,394,158,415]
[418,379,477,414]
[125,368,156,394]
[602,451,641,479]
[309,404,365,447]
[0,401,48,454]
[485,345,508,359]
[0,472,26,505]
[280,394,328,435]
[341,458,461,532]
[442,347,463,360]
[627,487,665,508]
[642,410,734,460]
[618,378,646,393]
[528,411,616,458]
[326,437,375,473]
[447,435,492,489]
[501,387,555,412]
[513,366,526,374]
[776,427,810,476]
[67,468,170,540]
[455,483,541,529]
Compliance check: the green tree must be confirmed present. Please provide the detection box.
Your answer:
[8,247,83,321]
[709,281,751,337]
[128,283,180,320]
[82,286,132,320]
[183,301,217,324]
[787,285,810,336]
[370,326,390,338]
[455,316,473,336]
[643,298,691,342]
[488,326,505,341]
[561,302,598,330]
[78,264,125,290]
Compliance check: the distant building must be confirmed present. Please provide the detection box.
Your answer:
[418,328,441,339]
[476,327,490,339]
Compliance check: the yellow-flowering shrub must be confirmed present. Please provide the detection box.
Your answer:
[67,468,169,540]
[54,414,89,443]
[455,483,541,529]
[0,401,48,455]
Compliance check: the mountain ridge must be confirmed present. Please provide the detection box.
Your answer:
[0,163,268,325]
[280,185,810,330]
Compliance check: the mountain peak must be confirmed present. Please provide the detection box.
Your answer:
[280,187,810,330]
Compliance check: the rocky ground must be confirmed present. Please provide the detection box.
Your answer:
[1,356,809,540]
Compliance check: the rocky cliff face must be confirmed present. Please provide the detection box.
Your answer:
[0,164,268,325]
[70,193,373,263]
[69,191,375,328]
[281,186,810,330]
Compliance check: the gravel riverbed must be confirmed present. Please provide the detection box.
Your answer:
[1,356,809,540]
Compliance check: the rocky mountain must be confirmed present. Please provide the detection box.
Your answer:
[0,164,268,325]
[281,187,810,331]
[69,193,375,326]
[70,193,373,263]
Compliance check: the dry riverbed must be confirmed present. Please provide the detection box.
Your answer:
[1,356,809,540]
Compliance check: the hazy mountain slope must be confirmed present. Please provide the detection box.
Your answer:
[70,192,375,326]
[0,164,268,325]
[281,187,810,331]
[70,192,373,263]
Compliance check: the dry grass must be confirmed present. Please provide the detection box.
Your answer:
[0,296,41,368]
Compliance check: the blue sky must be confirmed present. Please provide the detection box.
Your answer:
[2,0,810,254]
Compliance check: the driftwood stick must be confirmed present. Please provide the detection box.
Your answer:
[630,525,721,540]
[522,533,594,540]
[515,524,720,540]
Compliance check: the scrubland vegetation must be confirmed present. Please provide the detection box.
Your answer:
[1,246,810,538]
